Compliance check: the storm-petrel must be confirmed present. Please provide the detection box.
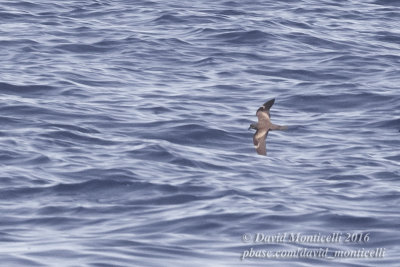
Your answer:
[249,98,287,155]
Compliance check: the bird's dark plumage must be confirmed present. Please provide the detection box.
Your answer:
[256,98,275,114]
[249,98,286,156]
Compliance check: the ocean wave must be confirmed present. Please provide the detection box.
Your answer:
[212,30,274,44]
[1,0,399,266]
[0,82,55,95]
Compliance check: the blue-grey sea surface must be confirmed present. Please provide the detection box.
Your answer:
[0,0,399,266]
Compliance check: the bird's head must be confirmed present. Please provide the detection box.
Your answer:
[248,123,258,130]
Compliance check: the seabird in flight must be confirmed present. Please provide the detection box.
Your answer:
[249,98,287,156]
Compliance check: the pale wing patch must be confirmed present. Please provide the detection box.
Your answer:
[256,110,270,126]
[253,129,268,156]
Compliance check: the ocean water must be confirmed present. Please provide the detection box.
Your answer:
[0,0,399,266]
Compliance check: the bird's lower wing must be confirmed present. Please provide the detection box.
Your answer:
[253,129,268,156]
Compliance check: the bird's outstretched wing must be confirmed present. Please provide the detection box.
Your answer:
[253,129,268,156]
[256,98,275,114]
[256,98,275,122]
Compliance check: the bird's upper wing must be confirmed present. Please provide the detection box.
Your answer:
[256,98,275,124]
[253,129,268,156]
[260,98,275,111]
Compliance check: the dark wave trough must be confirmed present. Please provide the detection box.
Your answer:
[0,0,399,266]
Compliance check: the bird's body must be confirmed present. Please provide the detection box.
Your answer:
[249,99,286,156]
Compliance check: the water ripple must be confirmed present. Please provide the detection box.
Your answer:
[0,0,399,266]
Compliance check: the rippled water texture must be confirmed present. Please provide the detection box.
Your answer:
[0,0,399,266]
